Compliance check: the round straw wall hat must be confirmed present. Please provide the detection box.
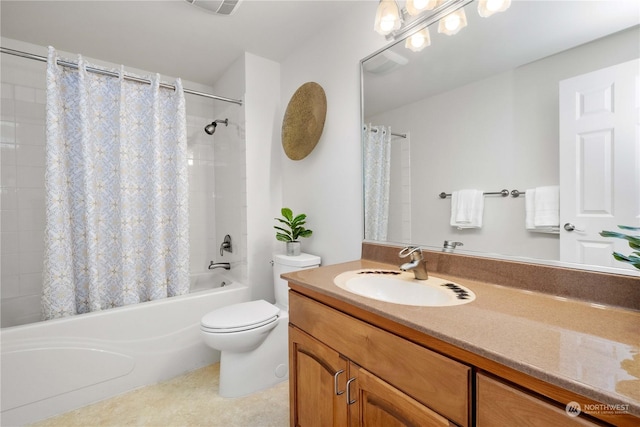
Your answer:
[281,82,327,160]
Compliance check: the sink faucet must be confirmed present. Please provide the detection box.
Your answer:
[208,261,230,270]
[399,246,428,280]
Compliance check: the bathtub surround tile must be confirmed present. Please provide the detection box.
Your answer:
[1,231,20,254]
[29,363,289,427]
[0,157,17,187]
[14,100,45,124]
[35,89,46,105]
[1,98,15,121]
[1,208,18,232]
[16,165,44,188]
[1,187,19,209]
[0,272,20,299]
[14,85,36,102]
[1,121,16,143]
[20,272,44,295]
[1,82,15,99]
[19,250,43,275]
[16,143,45,167]
[15,122,45,145]
[1,252,20,277]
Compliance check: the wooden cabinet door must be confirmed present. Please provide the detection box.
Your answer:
[477,373,601,427]
[349,363,454,427]
[289,326,349,427]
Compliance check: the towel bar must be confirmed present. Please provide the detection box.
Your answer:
[439,189,509,199]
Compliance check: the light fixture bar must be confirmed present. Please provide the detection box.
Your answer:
[386,0,473,41]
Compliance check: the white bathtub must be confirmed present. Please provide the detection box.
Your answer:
[0,272,251,426]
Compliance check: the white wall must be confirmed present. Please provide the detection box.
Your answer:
[244,53,282,302]
[366,26,639,260]
[279,2,387,266]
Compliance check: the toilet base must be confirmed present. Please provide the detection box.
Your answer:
[218,311,289,398]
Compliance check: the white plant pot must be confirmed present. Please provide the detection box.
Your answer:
[286,241,301,256]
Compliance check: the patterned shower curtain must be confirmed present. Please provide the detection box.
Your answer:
[363,124,391,241]
[42,47,189,320]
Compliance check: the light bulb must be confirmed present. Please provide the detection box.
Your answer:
[478,0,511,17]
[406,0,439,15]
[405,28,431,52]
[444,15,460,31]
[374,0,402,36]
[486,0,503,11]
[380,14,397,32]
[438,9,467,35]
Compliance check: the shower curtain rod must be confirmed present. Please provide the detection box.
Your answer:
[368,126,407,139]
[1,47,243,106]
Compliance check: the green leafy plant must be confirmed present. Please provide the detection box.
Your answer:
[274,208,313,242]
[599,225,640,270]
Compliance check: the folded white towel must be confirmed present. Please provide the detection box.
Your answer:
[450,189,484,229]
[534,185,559,227]
[525,186,560,234]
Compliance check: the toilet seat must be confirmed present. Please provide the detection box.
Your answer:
[201,300,279,333]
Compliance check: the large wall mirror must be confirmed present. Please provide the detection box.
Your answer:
[362,0,639,275]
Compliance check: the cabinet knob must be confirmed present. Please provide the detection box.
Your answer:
[334,369,345,396]
[346,377,357,405]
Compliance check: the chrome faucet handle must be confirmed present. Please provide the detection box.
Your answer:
[219,234,232,256]
[399,246,428,280]
[399,246,423,261]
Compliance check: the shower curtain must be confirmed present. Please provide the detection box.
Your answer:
[363,124,391,241]
[42,47,189,320]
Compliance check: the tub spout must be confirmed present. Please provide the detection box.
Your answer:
[208,262,230,270]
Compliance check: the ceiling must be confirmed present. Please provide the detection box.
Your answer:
[0,0,365,88]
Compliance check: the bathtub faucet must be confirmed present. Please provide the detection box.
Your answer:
[208,262,230,270]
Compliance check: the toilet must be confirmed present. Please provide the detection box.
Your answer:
[200,252,321,397]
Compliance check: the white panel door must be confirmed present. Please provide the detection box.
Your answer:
[559,59,640,271]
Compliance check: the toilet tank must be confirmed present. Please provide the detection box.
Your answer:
[273,253,321,308]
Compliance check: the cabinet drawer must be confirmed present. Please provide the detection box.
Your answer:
[477,373,602,426]
[290,292,471,426]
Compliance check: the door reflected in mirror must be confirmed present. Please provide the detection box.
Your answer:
[362,0,640,275]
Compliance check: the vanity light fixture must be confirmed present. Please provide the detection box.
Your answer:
[437,8,467,35]
[406,0,439,16]
[477,0,511,18]
[372,0,509,52]
[374,0,403,36]
[405,28,431,52]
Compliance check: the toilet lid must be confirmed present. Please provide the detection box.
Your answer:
[201,300,279,332]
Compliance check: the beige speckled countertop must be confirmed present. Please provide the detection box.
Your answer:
[284,259,640,418]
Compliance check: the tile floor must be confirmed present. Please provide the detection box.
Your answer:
[29,363,289,427]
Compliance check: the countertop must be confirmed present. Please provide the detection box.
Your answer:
[284,259,640,418]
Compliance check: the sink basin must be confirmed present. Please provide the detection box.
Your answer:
[333,269,475,307]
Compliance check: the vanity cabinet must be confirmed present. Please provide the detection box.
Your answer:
[289,291,471,426]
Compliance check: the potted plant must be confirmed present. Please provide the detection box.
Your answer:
[599,225,640,270]
[274,207,313,256]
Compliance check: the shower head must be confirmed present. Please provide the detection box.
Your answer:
[204,118,229,135]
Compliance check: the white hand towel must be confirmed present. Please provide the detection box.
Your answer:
[533,185,560,227]
[525,186,560,234]
[525,189,537,230]
[450,189,484,229]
